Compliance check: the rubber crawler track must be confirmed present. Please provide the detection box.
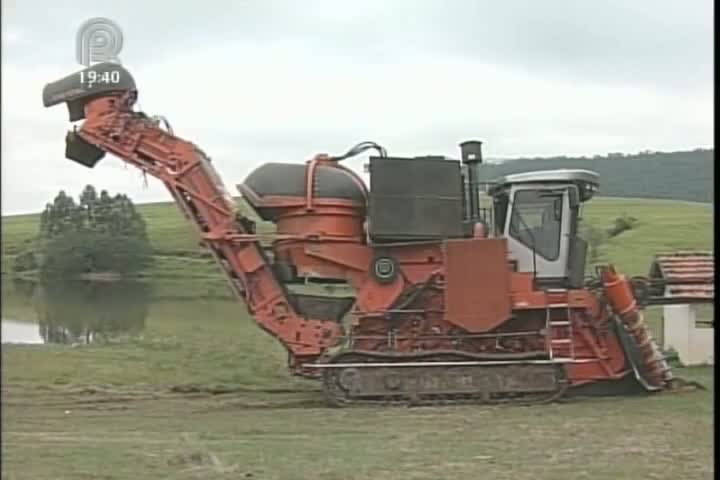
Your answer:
[321,351,569,407]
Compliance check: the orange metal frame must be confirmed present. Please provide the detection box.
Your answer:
[75,94,346,372]
[68,90,653,387]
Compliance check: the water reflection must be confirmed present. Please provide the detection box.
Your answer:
[3,278,151,344]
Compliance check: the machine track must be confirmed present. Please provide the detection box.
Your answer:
[320,351,569,407]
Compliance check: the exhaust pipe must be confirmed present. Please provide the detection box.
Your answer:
[43,63,136,168]
[459,140,484,221]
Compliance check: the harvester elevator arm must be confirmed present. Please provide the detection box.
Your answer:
[42,64,342,373]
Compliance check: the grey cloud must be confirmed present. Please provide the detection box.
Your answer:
[3,0,712,90]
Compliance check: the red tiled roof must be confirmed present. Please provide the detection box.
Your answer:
[649,251,714,299]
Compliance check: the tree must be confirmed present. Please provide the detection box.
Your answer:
[34,186,153,279]
[79,184,99,228]
[38,190,82,238]
[38,187,149,241]
[40,231,153,279]
[107,193,148,239]
[93,190,114,235]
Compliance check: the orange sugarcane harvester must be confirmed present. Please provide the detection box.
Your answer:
[42,63,712,406]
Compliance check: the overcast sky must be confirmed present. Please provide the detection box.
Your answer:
[1,0,713,215]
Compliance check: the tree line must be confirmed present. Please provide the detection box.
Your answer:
[13,185,153,279]
[485,149,713,203]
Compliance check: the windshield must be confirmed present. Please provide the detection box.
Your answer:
[508,189,563,261]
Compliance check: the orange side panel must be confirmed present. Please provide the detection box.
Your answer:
[510,272,534,293]
[443,238,512,333]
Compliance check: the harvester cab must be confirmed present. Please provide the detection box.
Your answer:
[457,140,597,289]
[488,169,598,289]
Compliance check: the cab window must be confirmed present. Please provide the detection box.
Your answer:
[508,189,563,261]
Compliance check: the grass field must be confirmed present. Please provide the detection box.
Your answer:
[1,196,714,479]
[1,368,713,480]
[578,197,713,275]
[1,283,715,480]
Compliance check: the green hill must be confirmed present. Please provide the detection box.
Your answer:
[486,149,713,203]
[1,195,713,283]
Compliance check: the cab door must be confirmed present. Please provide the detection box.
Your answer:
[503,185,571,280]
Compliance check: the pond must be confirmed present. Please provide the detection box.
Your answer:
[1,276,352,353]
[1,278,155,345]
